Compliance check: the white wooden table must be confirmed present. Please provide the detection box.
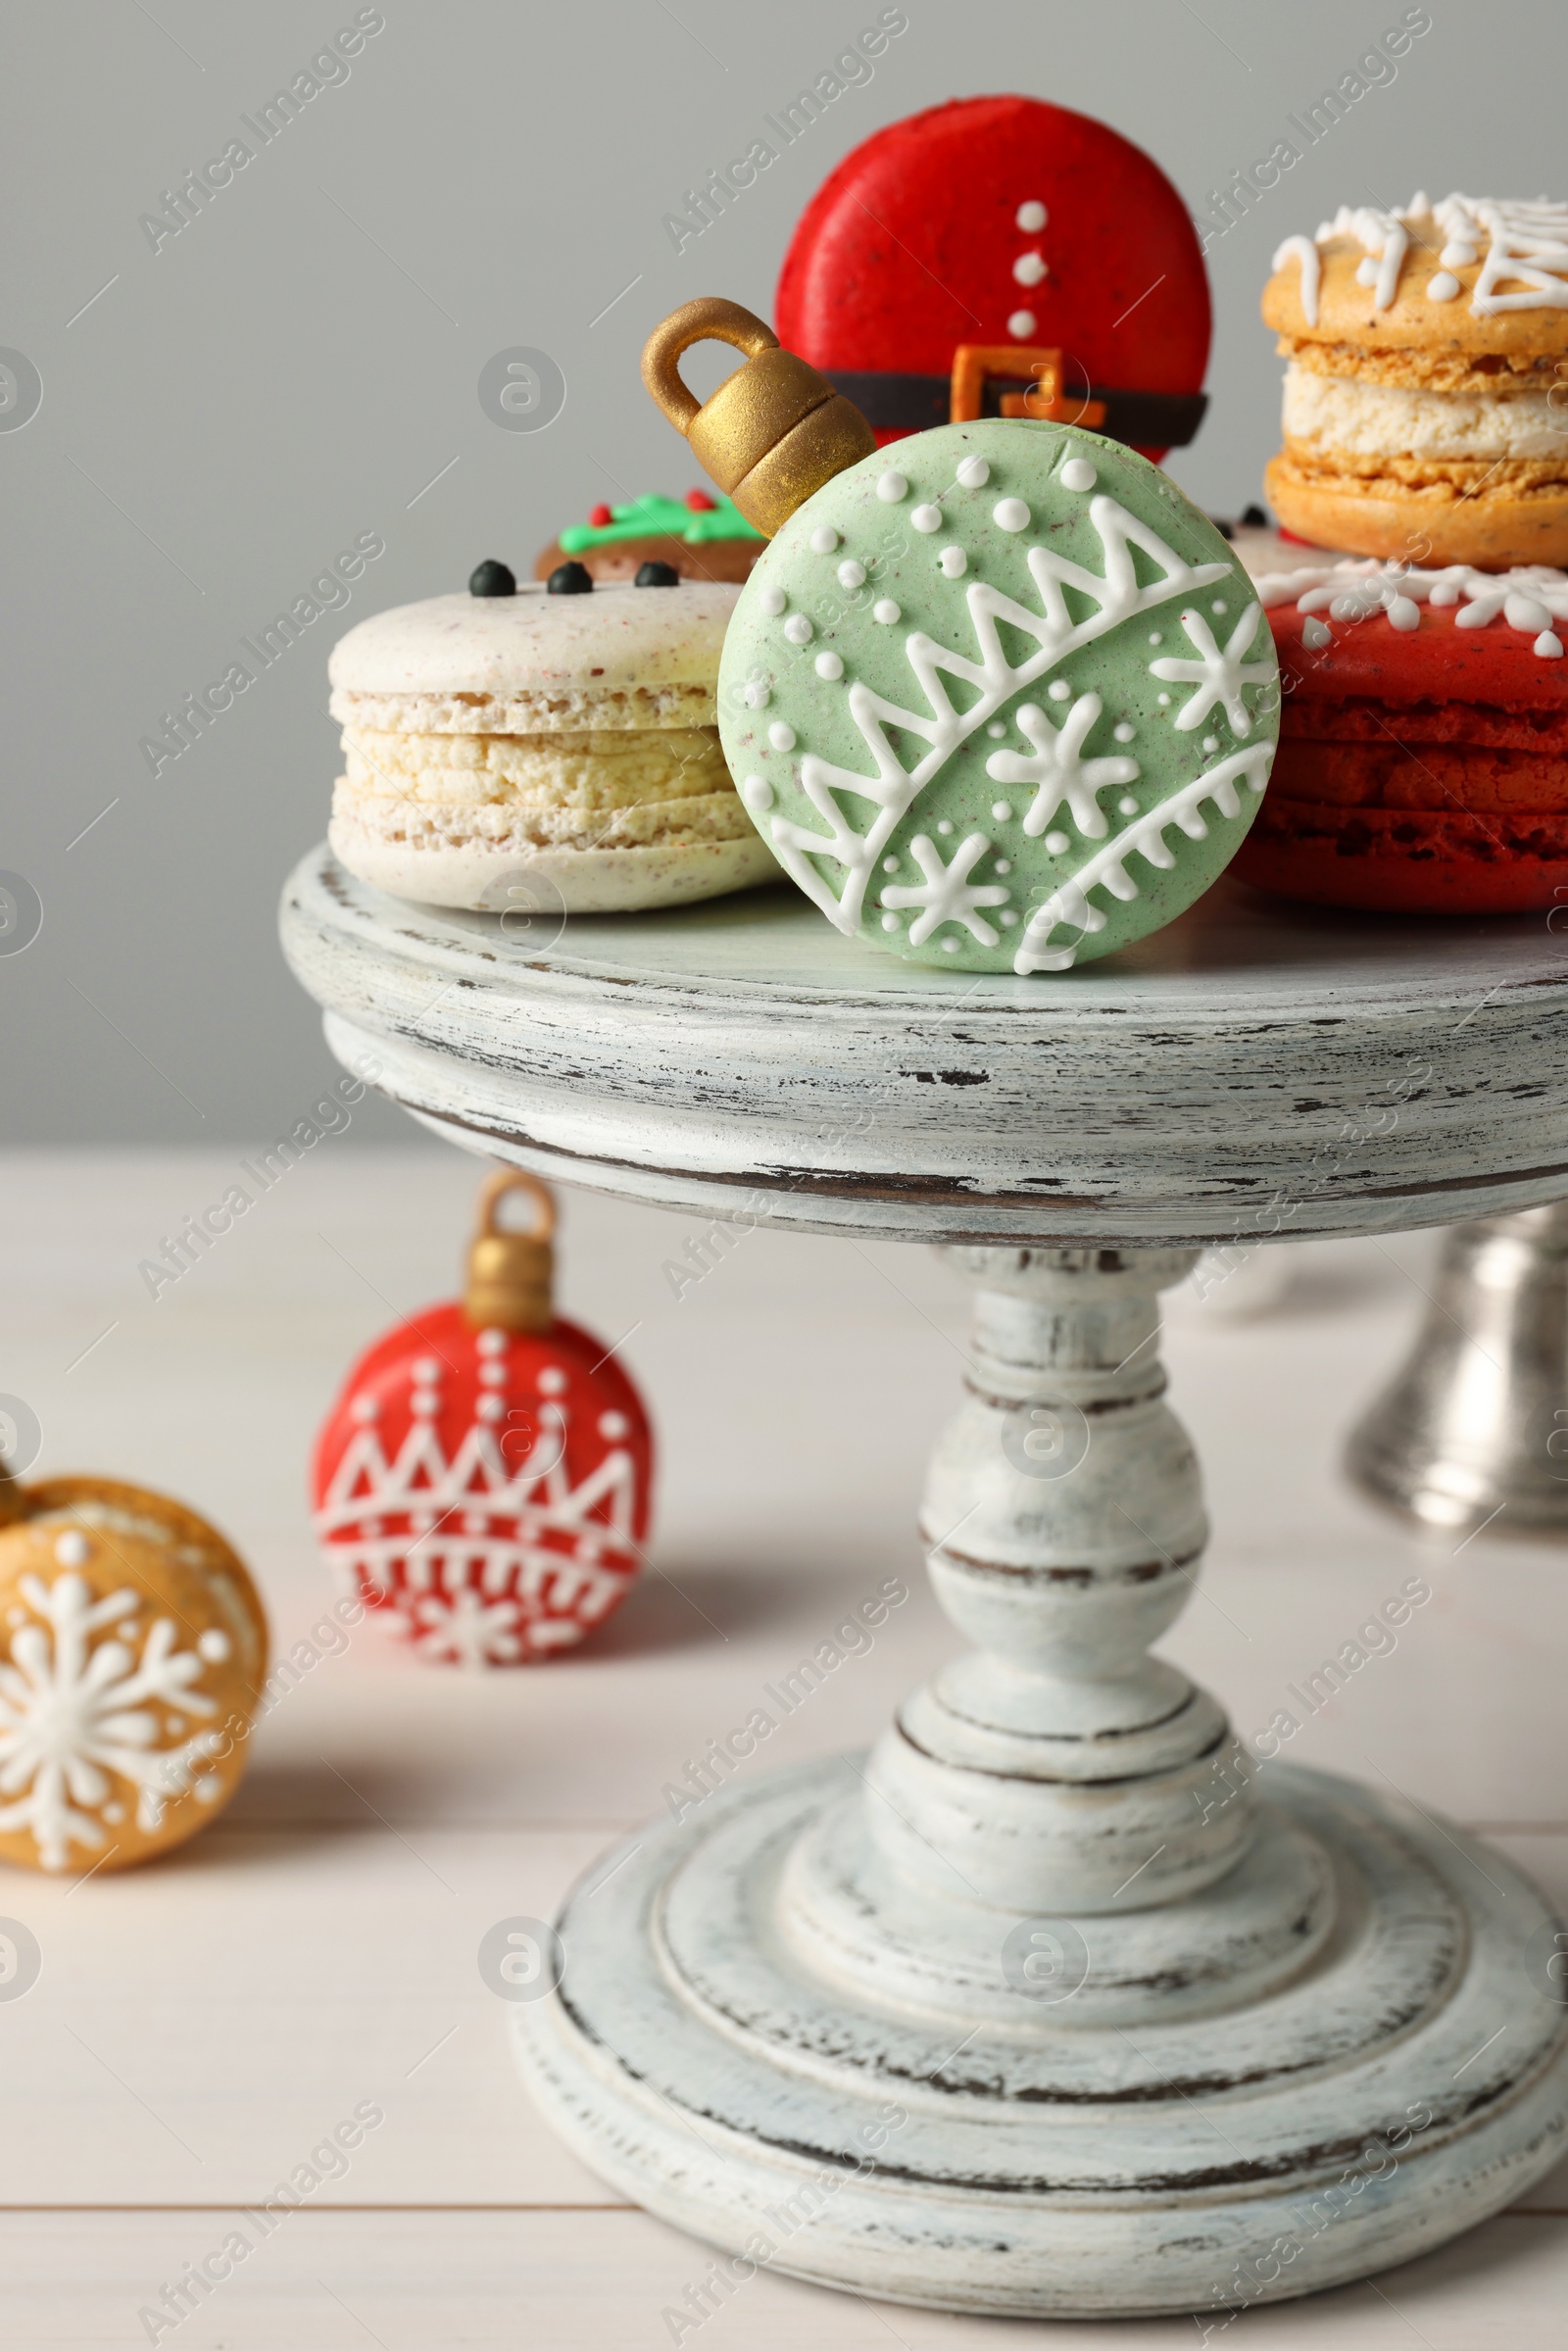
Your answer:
[4,1146,1564,2342]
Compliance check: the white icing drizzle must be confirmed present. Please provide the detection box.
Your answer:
[1435,194,1568,316]
[1279,192,1568,318]
[1255,557,1568,657]
[879,832,1011,947]
[764,493,1230,937]
[1272,234,1322,326]
[1013,747,1271,976]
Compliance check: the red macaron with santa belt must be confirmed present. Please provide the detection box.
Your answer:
[775,94,1212,462]
[1234,559,1568,915]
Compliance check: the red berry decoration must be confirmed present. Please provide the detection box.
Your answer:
[774,95,1212,462]
[588,502,613,527]
[312,1172,652,1665]
[684,488,717,511]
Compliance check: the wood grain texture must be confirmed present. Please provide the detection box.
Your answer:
[5,1151,1568,2337]
[279,845,1568,1248]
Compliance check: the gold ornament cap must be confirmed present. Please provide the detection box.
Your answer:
[465,1168,556,1334]
[641,296,877,536]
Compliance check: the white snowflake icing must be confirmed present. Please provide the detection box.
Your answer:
[411,1588,592,1666]
[760,489,1232,974]
[0,1571,225,1871]
[1149,606,1271,736]
[881,833,1011,947]
[985,691,1140,841]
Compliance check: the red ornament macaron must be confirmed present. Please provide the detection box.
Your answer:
[312,1172,652,1665]
[775,94,1211,461]
[1234,556,1568,913]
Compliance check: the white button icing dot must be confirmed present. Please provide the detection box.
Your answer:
[1113,722,1136,743]
[1007,310,1037,340]
[837,558,865,588]
[1013,253,1048,287]
[939,547,967,577]
[758,583,786,616]
[991,799,1012,819]
[1044,831,1070,855]
[994,498,1030,532]
[1118,794,1140,815]
[911,503,943,533]
[814,651,844,680]
[1016,200,1047,232]
[783,612,812,644]
[872,599,901,624]
[876,470,907,503]
[767,721,796,751]
[741,775,773,813]
[1059,458,1096,492]
[956,454,990,488]
[1048,679,1070,701]
[808,524,840,554]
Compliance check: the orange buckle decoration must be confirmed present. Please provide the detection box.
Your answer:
[949,346,1107,429]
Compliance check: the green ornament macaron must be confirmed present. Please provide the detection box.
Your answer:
[717,420,1279,972]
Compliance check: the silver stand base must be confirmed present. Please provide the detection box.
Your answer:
[1348,1204,1568,1536]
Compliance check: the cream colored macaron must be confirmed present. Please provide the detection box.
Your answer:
[327,576,777,913]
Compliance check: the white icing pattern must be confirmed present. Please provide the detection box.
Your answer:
[1255,558,1568,659]
[986,691,1141,840]
[317,1359,639,1665]
[763,492,1232,972]
[1275,192,1568,319]
[0,1571,226,1870]
[1150,605,1272,734]
[880,833,1011,947]
[1014,747,1271,976]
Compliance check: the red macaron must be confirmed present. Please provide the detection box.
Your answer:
[775,94,1212,462]
[1236,593,1568,915]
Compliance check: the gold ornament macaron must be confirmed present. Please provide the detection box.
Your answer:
[0,1478,268,1875]
[1264,194,1568,569]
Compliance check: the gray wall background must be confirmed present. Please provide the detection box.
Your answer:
[4,0,1559,1143]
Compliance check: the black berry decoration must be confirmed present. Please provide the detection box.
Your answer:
[635,560,681,587]
[468,560,516,597]
[547,562,595,595]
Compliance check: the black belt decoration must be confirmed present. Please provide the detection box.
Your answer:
[823,369,1208,450]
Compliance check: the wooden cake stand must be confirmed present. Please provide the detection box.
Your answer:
[282,847,1568,2321]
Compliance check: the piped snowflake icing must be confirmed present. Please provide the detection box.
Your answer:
[0,1554,229,1871]
[1274,192,1568,323]
[717,420,1277,974]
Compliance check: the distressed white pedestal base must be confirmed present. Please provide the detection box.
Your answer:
[516,1758,1567,2320]
[279,853,1568,2318]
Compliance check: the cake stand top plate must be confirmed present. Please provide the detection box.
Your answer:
[281,845,1568,1248]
